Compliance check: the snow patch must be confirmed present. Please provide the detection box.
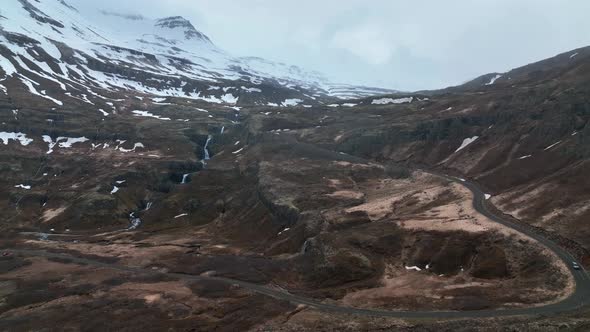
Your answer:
[372,97,413,105]
[0,54,17,77]
[241,86,262,93]
[281,98,303,107]
[119,142,145,152]
[18,75,63,105]
[194,92,238,104]
[544,141,561,151]
[220,93,238,104]
[405,266,422,271]
[15,184,31,190]
[59,137,90,148]
[42,135,89,154]
[0,132,33,146]
[455,136,479,153]
[485,74,502,85]
[132,110,171,120]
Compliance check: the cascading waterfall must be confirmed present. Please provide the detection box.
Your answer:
[181,173,189,184]
[127,212,141,230]
[203,135,212,160]
[300,239,311,254]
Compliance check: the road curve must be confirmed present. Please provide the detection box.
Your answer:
[9,173,590,319]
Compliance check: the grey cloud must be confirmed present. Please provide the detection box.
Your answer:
[74,0,590,90]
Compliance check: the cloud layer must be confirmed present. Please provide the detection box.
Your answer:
[74,0,590,90]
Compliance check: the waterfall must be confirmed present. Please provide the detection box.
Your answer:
[181,173,189,184]
[203,135,212,160]
[127,212,141,230]
[220,126,225,134]
[300,239,311,254]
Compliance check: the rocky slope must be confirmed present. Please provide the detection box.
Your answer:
[0,1,589,331]
[315,46,590,259]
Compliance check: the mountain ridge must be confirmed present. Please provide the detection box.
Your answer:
[0,0,397,107]
[1,2,590,330]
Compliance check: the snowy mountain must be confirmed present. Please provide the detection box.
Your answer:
[0,0,395,107]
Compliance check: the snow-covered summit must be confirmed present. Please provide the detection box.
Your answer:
[0,0,395,105]
[155,16,212,43]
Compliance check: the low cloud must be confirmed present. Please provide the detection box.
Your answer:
[330,23,396,65]
[74,0,590,90]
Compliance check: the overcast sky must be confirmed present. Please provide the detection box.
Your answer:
[76,0,590,91]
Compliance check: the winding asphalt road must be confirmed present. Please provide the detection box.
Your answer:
[9,173,590,318]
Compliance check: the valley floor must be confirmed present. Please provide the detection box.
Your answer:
[0,158,582,330]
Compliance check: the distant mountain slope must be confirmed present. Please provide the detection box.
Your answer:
[0,0,395,108]
[418,45,590,95]
[312,46,590,258]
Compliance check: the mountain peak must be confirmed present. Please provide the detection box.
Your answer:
[155,16,211,43]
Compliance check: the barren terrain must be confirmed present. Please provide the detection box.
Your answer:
[1,2,590,329]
